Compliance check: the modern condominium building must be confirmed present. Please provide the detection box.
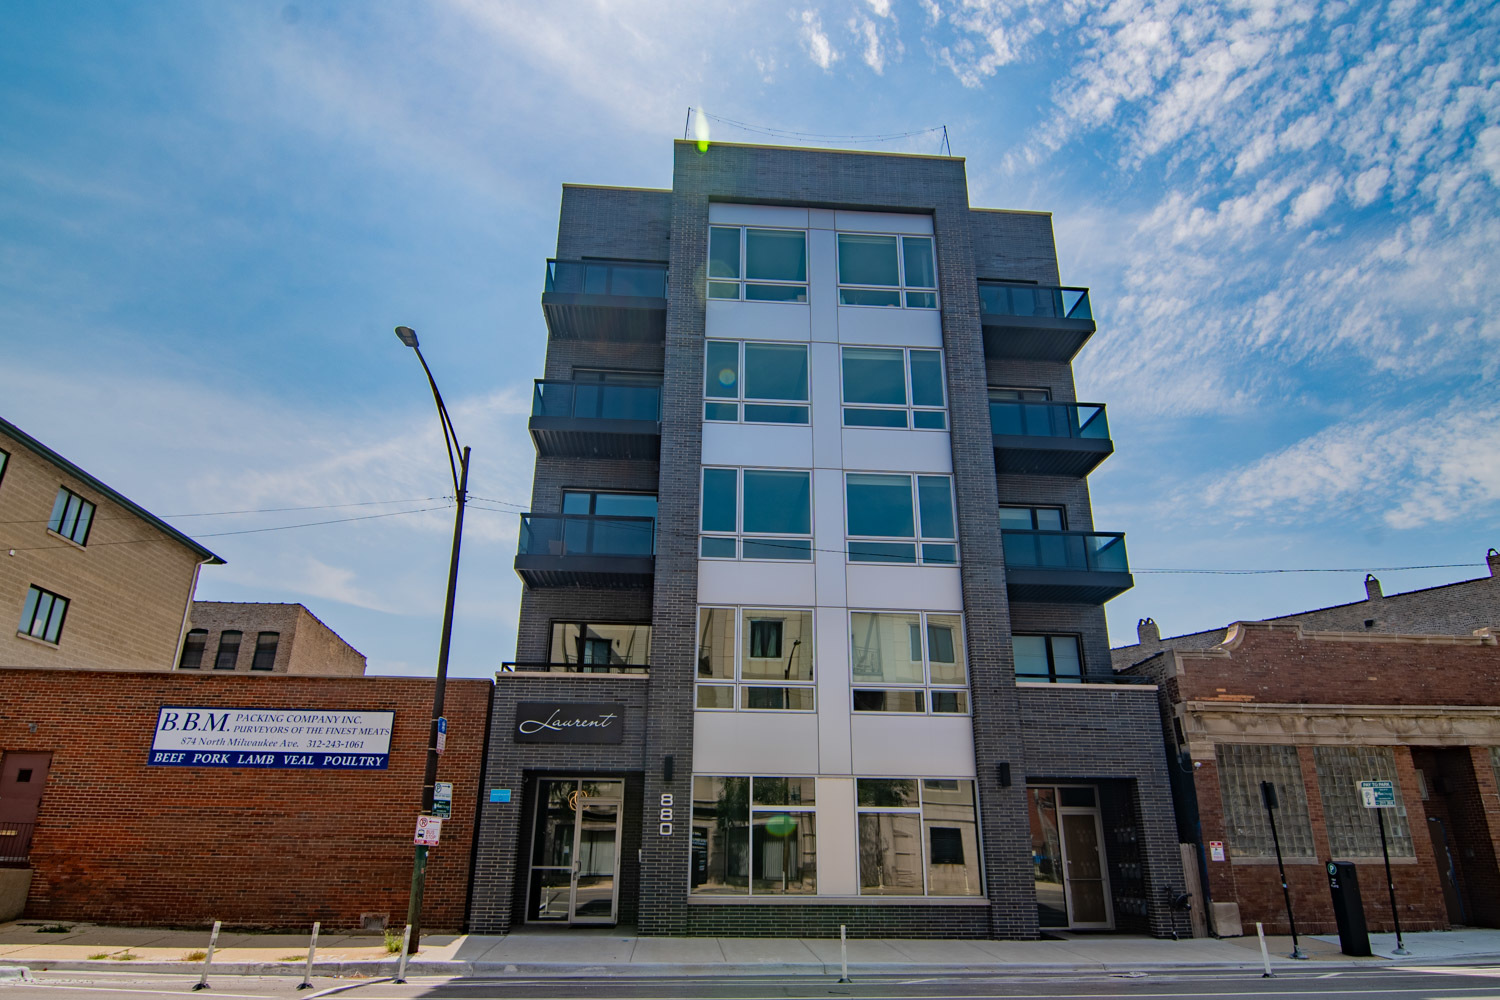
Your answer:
[471,141,1185,938]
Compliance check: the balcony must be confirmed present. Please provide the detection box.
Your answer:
[990,401,1113,477]
[530,380,661,460]
[978,282,1095,362]
[501,661,649,675]
[515,513,655,589]
[542,259,667,342]
[1002,530,1133,604]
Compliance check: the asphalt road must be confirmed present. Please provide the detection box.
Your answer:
[4,966,1500,1000]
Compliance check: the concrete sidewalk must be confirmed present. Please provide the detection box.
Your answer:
[3,920,1499,978]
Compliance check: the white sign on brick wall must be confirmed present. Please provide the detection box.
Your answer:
[148,706,394,769]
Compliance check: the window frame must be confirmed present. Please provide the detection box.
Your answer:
[548,620,652,670]
[18,584,69,645]
[1013,633,1085,684]
[689,774,818,896]
[47,486,97,546]
[855,777,983,897]
[844,472,957,565]
[700,467,814,562]
[0,448,9,490]
[840,346,948,430]
[703,340,811,425]
[251,631,280,671]
[835,232,939,309]
[214,630,243,671]
[696,606,816,712]
[706,225,809,303]
[178,628,208,670]
[998,504,1068,531]
[849,610,969,715]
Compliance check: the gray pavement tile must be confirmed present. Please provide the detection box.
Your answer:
[627,936,728,964]
[714,937,821,964]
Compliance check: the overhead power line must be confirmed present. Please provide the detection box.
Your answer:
[0,496,450,526]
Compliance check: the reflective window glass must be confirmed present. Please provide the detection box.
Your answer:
[746,229,807,282]
[902,237,936,288]
[842,348,907,405]
[909,351,945,407]
[838,234,900,286]
[705,341,740,398]
[743,343,808,401]
[916,476,955,539]
[701,470,738,532]
[743,471,811,535]
[709,226,741,279]
[846,474,914,538]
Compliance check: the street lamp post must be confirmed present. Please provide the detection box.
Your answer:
[395,325,469,952]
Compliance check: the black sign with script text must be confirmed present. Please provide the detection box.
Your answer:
[514,702,624,744]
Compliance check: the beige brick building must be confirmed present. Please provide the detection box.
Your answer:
[1,415,223,672]
[181,602,366,676]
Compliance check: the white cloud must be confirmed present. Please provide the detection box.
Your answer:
[798,9,840,70]
[1288,180,1337,227]
[853,17,886,74]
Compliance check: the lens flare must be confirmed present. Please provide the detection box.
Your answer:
[694,108,711,154]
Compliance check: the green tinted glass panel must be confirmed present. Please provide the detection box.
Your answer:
[917,476,955,539]
[743,404,808,424]
[744,343,808,401]
[905,291,937,309]
[742,538,812,560]
[912,410,946,429]
[846,473,914,537]
[848,541,916,563]
[745,283,807,302]
[1051,636,1082,678]
[705,402,738,421]
[746,229,806,282]
[743,471,811,534]
[839,288,901,306]
[902,237,936,287]
[842,347,906,405]
[909,351,944,406]
[705,340,739,398]
[708,281,740,299]
[700,536,737,558]
[843,408,907,428]
[709,227,741,279]
[921,543,957,564]
[998,507,1036,530]
[838,234,899,286]
[1014,636,1050,676]
[701,469,738,532]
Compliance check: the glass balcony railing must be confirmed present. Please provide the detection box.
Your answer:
[989,401,1108,440]
[518,513,656,558]
[1001,530,1128,573]
[545,259,667,298]
[978,282,1092,321]
[532,380,661,422]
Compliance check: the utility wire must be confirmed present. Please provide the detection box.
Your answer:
[0,496,450,525]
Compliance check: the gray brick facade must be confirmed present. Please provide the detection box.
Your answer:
[472,141,1185,939]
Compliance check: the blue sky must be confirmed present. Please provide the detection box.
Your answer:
[2,0,1497,677]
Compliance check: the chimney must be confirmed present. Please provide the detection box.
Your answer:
[1137,618,1160,645]
[1364,574,1383,601]
[1488,548,1499,578]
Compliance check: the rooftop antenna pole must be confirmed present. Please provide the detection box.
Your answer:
[684,108,692,141]
[942,126,951,156]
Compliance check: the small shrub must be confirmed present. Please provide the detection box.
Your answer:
[37,924,72,934]
[88,953,111,961]
[280,954,306,962]
[383,930,403,954]
[115,952,138,961]
[182,950,208,962]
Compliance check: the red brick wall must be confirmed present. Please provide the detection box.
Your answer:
[0,668,490,930]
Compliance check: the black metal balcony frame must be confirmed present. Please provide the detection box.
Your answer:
[529,380,662,459]
[541,259,668,343]
[1002,529,1133,604]
[501,661,649,675]
[990,400,1113,477]
[978,280,1096,362]
[515,512,656,589]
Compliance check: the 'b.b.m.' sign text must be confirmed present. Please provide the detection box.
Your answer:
[149,706,395,769]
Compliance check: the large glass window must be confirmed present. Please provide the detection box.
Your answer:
[857,778,981,896]
[561,490,658,554]
[850,611,967,714]
[691,775,817,895]
[1313,747,1415,858]
[700,468,812,561]
[845,473,955,564]
[697,607,815,711]
[48,487,96,546]
[704,341,809,424]
[251,632,279,671]
[708,227,808,302]
[18,585,69,645]
[214,630,242,670]
[549,622,652,670]
[178,628,207,670]
[1215,743,1316,859]
[837,233,938,308]
[841,347,947,429]
[1014,634,1083,683]
[999,505,1066,531]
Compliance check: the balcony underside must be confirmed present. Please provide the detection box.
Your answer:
[515,554,655,590]
[541,293,667,342]
[993,435,1113,477]
[981,316,1095,362]
[529,417,661,460]
[1005,568,1134,604]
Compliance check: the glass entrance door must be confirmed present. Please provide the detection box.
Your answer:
[527,778,624,925]
[1028,785,1113,930]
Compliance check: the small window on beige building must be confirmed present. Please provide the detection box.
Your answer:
[1215,743,1316,859]
[214,631,242,670]
[179,629,208,669]
[251,632,279,671]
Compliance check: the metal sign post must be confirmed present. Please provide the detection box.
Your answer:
[1261,781,1307,959]
[1360,780,1409,956]
[192,920,220,991]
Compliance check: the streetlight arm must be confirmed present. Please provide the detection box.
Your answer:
[410,344,463,497]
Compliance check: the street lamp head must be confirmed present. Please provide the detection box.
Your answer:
[394,326,419,348]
